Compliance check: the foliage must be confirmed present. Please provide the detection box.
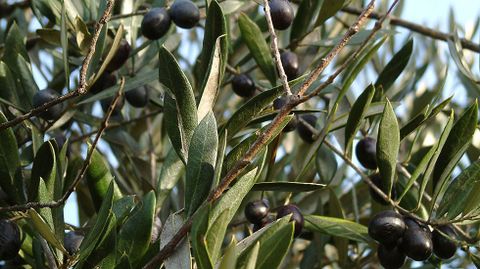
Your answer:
[0,0,479,268]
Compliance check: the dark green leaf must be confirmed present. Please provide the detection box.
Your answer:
[305,215,371,243]
[191,205,213,269]
[0,112,20,201]
[185,112,218,216]
[344,84,375,156]
[436,160,480,219]
[251,182,325,192]
[376,99,400,198]
[432,101,478,204]
[290,0,324,43]
[375,39,413,94]
[159,46,198,163]
[315,0,348,27]
[237,216,294,269]
[117,191,156,263]
[400,97,452,140]
[238,13,276,86]
[78,182,115,265]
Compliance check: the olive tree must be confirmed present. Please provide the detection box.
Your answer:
[0,0,479,268]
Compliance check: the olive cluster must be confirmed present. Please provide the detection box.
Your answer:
[369,210,457,269]
[244,200,304,237]
[141,0,200,41]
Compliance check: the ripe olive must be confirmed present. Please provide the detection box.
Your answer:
[64,231,84,255]
[368,210,406,248]
[105,39,131,72]
[369,173,396,205]
[245,199,270,225]
[377,244,406,269]
[356,137,378,170]
[32,88,64,120]
[101,95,125,115]
[126,86,150,108]
[169,0,200,29]
[141,7,171,40]
[432,225,457,259]
[297,114,317,143]
[0,219,21,260]
[280,51,299,80]
[276,204,304,237]
[269,0,294,30]
[90,72,117,94]
[232,74,256,98]
[399,218,433,261]
[273,97,298,132]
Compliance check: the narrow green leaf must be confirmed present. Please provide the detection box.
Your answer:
[28,209,67,253]
[0,111,20,200]
[376,99,400,198]
[197,0,228,94]
[240,242,260,269]
[159,46,198,163]
[238,217,294,269]
[290,0,324,43]
[238,13,276,86]
[78,182,115,264]
[161,213,192,269]
[315,0,348,27]
[344,84,375,156]
[375,39,414,94]
[218,237,237,269]
[398,110,454,203]
[60,1,69,90]
[191,205,214,269]
[206,168,258,262]
[400,97,452,140]
[117,191,156,263]
[85,148,121,210]
[251,182,325,192]
[432,101,478,205]
[156,149,184,208]
[436,160,480,219]
[305,215,371,243]
[198,36,224,121]
[185,112,218,216]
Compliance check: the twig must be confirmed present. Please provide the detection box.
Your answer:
[0,0,117,132]
[263,0,292,95]
[0,78,125,213]
[143,1,382,268]
[341,6,480,53]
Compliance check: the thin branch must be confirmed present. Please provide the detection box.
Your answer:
[263,0,292,95]
[0,78,125,213]
[341,6,480,53]
[0,0,117,132]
